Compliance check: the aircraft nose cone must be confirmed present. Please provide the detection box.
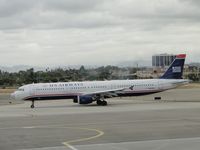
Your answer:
[10,92,15,100]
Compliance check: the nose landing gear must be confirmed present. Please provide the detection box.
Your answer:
[30,100,35,108]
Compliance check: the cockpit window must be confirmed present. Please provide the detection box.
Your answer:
[17,88,24,91]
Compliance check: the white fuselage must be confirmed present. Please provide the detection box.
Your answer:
[11,79,188,101]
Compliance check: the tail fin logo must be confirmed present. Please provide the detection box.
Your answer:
[160,54,186,79]
[172,66,181,73]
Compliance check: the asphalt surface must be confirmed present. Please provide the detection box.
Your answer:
[0,88,200,150]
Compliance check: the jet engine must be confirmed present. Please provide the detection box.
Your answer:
[73,95,94,104]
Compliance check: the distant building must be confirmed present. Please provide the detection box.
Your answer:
[152,54,176,67]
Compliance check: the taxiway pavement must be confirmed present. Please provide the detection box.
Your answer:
[0,88,200,150]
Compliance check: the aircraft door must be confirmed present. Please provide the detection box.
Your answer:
[157,80,163,90]
[29,84,35,96]
[157,80,167,90]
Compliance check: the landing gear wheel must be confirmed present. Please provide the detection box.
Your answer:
[96,100,107,106]
[96,100,102,106]
[97,100,101,105]
[102,101,107,106]
[30,100,35,108]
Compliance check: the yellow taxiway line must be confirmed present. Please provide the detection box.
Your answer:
[0,124,104,150]
[62,127,104,150]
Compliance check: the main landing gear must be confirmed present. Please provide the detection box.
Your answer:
[30,100,35,108]
[96,100,107,106]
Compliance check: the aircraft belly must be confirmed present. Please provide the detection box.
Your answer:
[24,94,77,101]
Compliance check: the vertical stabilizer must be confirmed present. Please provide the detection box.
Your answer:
[160,54,186,79]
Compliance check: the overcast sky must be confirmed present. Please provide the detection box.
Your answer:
[0,0,199,67]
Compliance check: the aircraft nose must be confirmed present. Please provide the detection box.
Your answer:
[10,92,15,100]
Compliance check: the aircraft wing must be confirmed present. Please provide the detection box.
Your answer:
[81,88,126,97]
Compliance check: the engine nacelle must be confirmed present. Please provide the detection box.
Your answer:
[74,95,94,104]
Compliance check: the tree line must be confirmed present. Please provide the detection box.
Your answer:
[0,65,199,88]
[0,66,137,87]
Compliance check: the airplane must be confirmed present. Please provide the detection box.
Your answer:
[11,54,189,108]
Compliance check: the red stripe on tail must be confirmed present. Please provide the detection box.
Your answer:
[176,54,186,59]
